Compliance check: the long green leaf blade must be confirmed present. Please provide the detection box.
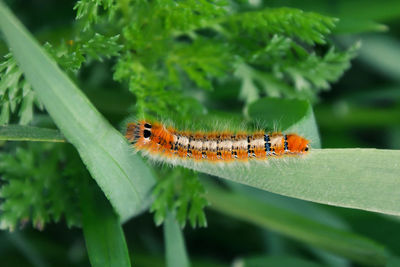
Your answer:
[205,183,388,266]
[187,98,399,216]
[81,183,131,267]
[0,125,65,142]
[164,212,190,267]
[188,148,400,216]
[0,2,155,221]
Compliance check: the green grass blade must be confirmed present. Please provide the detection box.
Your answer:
[205,183,388,266]
[81,183,131,267]
[227,182,351,266]
[187,148,400,216]
[164,212,190,267]
[0,125,65,142]
[227,181,350,230]
[182,98,399,216]
[0,2,155,221]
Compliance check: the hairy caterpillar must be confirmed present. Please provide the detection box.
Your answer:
[125,120,309,163]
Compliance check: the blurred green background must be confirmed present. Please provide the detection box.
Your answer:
[1,0,400,266]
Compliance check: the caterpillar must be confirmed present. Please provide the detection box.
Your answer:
[125,120,309,163]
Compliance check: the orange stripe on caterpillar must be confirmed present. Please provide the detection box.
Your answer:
[125,120,310,162]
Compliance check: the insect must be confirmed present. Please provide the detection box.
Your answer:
[125,120,309,163]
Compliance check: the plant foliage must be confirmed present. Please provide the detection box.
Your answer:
[0,53,40,125]
[0,143,82,231]
[151,168,208,228]
[0,0,358,228]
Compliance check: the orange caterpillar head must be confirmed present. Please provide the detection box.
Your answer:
[125,121,153,143]
[286,134,310,153]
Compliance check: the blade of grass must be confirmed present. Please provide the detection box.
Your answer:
[164,212,190,267]
[226,181,350,266]
[0,125,65,142]
[0,2,155,222]
[81,181,131,267]
[226,181,350,230]
[205,182,388,266]
[181,98,400,216]
[186,148,400,216]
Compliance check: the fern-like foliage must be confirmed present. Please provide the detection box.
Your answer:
[0,0,359,228]
[0,33,121,125]
[151,168,208,228]
[112,0,230,117]
[237,37,360,105]
[0,54,41,125]
[0,143,83,231]
[224,8,337,45]
[74,0,117,31]
[45,33,122,72]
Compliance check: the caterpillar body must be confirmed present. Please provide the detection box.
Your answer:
[125,120,310,163]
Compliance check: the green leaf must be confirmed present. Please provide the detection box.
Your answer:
[158,98,400,217]
[0,2,155,222]
[0,125,65,142]
[225,8,337,45]
[0,53,38,125]
[0,143,82,230]
[227,181,349,230]
[188,148,400,216]
[205,182,388,266]
[81,33,122,61]
[164,212,190,267]
[227,181,350,265]
[234,39,358,102]
[81,181,131,267]
[151,168,208,228]
[74,0,116,31]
